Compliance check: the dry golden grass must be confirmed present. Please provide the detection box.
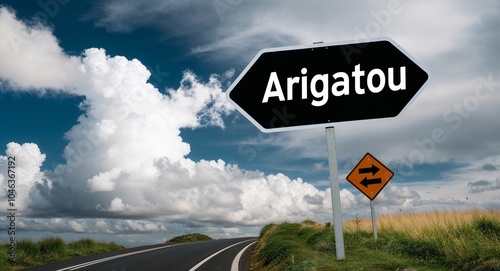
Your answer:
[253,209,500,270]
[345,208,500,270]
[344,209,500,237]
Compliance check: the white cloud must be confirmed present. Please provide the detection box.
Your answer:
[107,197,130,212]
[0,7,340,235]
[0,142,46,212]
[87,168,124,192]
[4,142,45,188]
[68,220,85,232]
[0,7,82,91]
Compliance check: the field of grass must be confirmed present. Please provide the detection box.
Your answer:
[0,237,124,271]
[166,233,213,243]
[251,209,500,271]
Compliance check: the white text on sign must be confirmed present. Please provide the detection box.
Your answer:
[262,64,407,107]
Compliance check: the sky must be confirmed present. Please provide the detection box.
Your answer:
[0,0,499,246]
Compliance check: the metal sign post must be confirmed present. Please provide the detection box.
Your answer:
[370,200,378,240]
[325,126,345,260]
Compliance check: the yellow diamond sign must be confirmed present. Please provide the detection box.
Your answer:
[346,153,394,200]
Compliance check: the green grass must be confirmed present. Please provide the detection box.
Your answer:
[251,209,500,271]
[0,237,124,270]
[166,233,213,243]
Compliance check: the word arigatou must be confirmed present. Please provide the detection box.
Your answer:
[262,64,406,107]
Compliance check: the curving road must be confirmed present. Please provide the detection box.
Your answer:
[22,237,257,271]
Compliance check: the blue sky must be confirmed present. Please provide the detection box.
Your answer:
[1,0,499,246]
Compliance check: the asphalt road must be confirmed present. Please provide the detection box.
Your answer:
[22,237,257,271]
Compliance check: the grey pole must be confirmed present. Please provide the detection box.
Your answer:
[325,126,345,260]
[370,200,378,240]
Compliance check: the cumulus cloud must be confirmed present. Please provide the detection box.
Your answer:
[87,168,124,192]
[0,7,344,236]
[0,7,82,90]
[19,44,244,221]
[106,198,129,212]
[0,142,46,211]
[5,142,45,187]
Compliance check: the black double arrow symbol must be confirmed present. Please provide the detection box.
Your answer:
[358,164,381,187]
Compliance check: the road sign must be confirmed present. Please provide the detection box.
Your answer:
[226,38,430,133]
[346,153,394,200]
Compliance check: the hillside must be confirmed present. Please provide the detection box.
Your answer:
[250,209,500,271]
[167,233,213,243]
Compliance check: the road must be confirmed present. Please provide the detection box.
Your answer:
[23,237,257,271]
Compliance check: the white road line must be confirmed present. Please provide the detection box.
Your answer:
[188,240,254,271]
[231,241,257,271]
[55,244,181,271]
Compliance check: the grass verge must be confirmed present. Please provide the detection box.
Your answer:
[251,209,500,271]
[0,237,124,271]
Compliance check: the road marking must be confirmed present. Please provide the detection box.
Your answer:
[231,241,256,271]
[55,244,181,270]
[188,239,255,271]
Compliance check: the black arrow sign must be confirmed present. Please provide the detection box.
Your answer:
[226,38,430,132]
[358,165,379,175]
[360,177,382,187]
